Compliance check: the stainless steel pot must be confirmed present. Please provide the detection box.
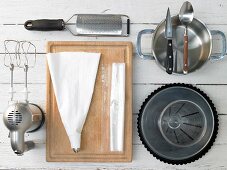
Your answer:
[137,15,226,74]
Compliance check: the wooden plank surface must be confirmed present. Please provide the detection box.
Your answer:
[1,54,227,85]
[46,41,132,162]
[0,0,226,25]
[2,114,227,146]
[1,84,227,115]
[0,24,225,53]
[0,0,227,169]
[1,128,227,169]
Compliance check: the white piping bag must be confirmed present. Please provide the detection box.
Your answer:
[47,52,100,152]
[110,63,125,151]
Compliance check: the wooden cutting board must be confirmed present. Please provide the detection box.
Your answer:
[46,41,132,162]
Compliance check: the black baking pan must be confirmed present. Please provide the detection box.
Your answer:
[137,83,218,164]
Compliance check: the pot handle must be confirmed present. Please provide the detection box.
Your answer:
[136,29,155,60]
[210,30,227,61]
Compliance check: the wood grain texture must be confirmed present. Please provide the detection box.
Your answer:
[2,114,227,146]
[0,0,227,169]
[1,84,227,116]
[0,0,226,25]
[46,41,132,162]
[1,141,227,169]
[0,23,225,53]
[1,54,227,85]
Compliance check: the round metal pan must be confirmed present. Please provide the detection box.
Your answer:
[137,16,226,74]
[137,84,218,164]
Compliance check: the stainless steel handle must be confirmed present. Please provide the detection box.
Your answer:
[136,29,155,60]
[10,131,34,155]
[210,30,227,61]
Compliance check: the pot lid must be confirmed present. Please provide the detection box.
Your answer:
[137,83,218,164]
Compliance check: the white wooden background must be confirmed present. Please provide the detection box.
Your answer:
[0,0,227,169]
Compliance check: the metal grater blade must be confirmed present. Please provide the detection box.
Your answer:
[76,14,123,36]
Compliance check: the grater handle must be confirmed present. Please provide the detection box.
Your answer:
[24,19,65,31]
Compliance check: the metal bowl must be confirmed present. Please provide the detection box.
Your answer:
[137,16,226,74]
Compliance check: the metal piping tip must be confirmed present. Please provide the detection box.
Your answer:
[73,148,80,153]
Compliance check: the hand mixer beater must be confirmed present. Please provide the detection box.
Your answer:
[3,40,45,155]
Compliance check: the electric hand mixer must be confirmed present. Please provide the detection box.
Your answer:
[3,40,45,155]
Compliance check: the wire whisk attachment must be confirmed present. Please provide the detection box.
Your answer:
[4,40,36,68]
[4,40,21,68]
[18,41,36,102]
[18,41,36,69]
[4,40,37,102]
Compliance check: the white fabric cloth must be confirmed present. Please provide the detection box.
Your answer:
[47,52,100,151]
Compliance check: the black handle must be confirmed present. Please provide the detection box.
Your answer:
[24,19,65,31]
[166,39,173,74]
[127,18,130,35]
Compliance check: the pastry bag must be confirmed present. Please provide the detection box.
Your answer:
[47,52,100,152]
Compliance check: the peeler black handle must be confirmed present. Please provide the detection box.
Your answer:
[166,39,173,74]
[24,19,65,31]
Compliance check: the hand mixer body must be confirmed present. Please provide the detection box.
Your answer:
[3,40,44,155]
[3,102,44,155]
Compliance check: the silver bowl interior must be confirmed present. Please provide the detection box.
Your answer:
[140,86,215,160]
[152,15,212,74]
